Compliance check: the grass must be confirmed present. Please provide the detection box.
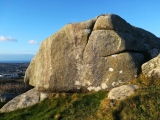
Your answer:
[97,74,160,120]
[0,74,160,120]
[0,91,107,120]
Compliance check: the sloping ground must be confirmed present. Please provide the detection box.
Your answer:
[0,75,159,120]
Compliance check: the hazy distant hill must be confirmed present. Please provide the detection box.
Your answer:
[0,54,34,62]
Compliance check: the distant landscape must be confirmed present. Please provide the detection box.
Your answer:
[0,62,29,78]
[0,62,32,107]
[0,54,34,63]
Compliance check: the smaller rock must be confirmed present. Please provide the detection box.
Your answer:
[40,92,49,101]
[111,81,119,87]
[142,54,160,78]
[108,85,139,100]
[0,88,49,113]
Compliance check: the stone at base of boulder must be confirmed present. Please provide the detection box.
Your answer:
[147,68,160,78]
[142,54,160,78]
[0,88,49,113]
[108,85,139,100]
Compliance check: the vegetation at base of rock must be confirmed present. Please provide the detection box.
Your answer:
[99,74,160,120]
[0,91,107,120]
[0,75,159,120]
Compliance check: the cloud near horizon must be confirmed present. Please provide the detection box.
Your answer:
[28,40,38,44]
[0,36,17,42]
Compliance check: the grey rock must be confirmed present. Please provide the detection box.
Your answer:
[108,85,139,100]
[133,27,160,50]
[0,88,49,113]
[142,54,160,78]
[94,14,133,33]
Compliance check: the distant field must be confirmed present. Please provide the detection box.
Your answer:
[0,78,33,94]
[0,78,33,109]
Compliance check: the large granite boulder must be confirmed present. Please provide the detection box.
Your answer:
[142,54,160,78]
[24,14,160,92]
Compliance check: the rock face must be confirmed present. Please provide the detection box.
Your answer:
[142,54,160,78]
[108,85,139,100]
[148,48,160,58]
[24,14,160,92]
[0,89,49,113]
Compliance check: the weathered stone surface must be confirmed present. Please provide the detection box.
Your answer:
[148,48,160,58]
[94,14,133,33]
[133,27,160,52]
[108,85,139,100]
[24,19,96,92]
[83,30,147,58]
[0,88,49,113]
[82,52,144,91]
[142,54,160,78]
[24,14,160,92]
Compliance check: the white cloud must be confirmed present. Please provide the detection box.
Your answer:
[0,36,17,42]
[28,40,38,44]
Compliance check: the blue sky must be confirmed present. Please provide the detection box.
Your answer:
[0,0,160,61]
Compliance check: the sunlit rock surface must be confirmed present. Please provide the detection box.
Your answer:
[142,54,160,78]
[24,14,160,92]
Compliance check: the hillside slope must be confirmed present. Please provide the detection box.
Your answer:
[0,75,159,120]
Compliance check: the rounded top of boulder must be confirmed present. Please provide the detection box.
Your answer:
[93,14,133,32]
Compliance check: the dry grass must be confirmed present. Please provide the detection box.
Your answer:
[0,78,33,94]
